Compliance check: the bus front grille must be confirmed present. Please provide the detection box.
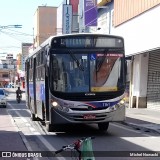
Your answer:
[69,113,111,122]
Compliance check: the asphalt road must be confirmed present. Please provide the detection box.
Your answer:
[3,90,160,160]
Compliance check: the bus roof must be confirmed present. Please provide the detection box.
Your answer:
[26,33,124,60]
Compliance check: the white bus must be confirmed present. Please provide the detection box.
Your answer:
[25,33,126,132]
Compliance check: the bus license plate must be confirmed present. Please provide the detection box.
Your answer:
[83,114,96,119]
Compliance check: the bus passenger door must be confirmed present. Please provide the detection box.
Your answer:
[25,60,30,108]
[33,57,37,116]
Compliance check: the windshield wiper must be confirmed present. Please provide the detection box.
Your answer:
[95,50,108,82]
[68,50,84,71]
[96,49,108,72]
[96,55,106,72]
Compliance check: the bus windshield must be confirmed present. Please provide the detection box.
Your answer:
[50,49,124,93]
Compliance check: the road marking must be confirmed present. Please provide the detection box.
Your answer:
[25,123,31,127]
[33,132,41,135]
[7,103,40,160]
[8,102,64,160]
[7,103,34,150]
[29,127,36,132]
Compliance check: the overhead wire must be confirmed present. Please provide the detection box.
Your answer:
[0,28,53,40]
[0,30,26,42]
[6,28,33,36]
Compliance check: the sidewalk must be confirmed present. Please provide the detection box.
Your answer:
[124,108,160,134]
[0,108,27,151]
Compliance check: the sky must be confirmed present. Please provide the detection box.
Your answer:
[0,0,63,58]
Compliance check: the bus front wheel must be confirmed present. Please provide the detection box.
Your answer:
[98,122,109,131]
[46,122,55,132]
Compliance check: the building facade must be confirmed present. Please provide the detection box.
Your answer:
[21,43,32,71]
[86,0,160,110]
[0,53,17,87]
[34,6,57,48]
[112,0,160,110]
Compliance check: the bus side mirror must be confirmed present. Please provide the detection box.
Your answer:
[125,60,127,75]
[126,60,132,82]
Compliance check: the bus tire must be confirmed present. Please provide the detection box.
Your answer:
[46,123,54,132]
[98,122,109,131]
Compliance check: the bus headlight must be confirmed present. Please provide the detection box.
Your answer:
[52,101,62,110]
[51,101,69,113]
[115,99,126,108]
[109,100,125,111]
[120,99,125,105]
[52,101,58,107]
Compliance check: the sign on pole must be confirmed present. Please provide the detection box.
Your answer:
[84,0,97,26]
[62,4,72,34]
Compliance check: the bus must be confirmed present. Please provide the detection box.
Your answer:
[25,33,126,132]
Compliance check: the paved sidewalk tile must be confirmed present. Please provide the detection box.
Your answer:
[0,108,27,151]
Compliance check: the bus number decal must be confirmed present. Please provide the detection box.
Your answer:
[102,102,110,107]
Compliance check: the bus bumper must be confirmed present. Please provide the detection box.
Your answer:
[50,105,125,124]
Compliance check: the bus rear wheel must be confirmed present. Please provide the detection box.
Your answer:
[98,122,109,131]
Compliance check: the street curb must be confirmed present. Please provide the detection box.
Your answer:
[18,131,32,151]
[121,121,160,134]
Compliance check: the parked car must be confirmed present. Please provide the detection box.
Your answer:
[0,88,8,108]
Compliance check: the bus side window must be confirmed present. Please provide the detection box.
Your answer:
[41,67,44,80]
[37,66,41,80]
[41,51,44,64]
